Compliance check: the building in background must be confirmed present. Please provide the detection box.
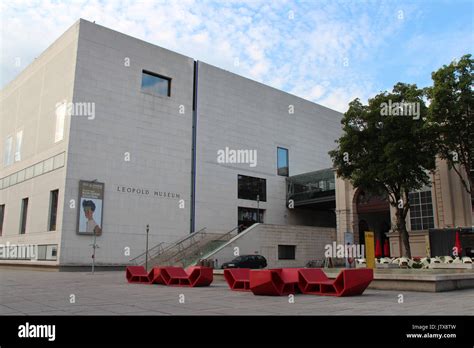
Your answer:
[335,159,473,258]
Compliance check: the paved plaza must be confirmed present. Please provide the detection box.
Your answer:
[0,268,473,315]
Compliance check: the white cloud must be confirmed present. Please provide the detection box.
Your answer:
[0,0,437,113]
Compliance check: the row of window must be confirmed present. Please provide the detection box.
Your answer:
[0,152,65,190]
[3,117,64,168]
[0,244,58,261]
[0,189,59,236]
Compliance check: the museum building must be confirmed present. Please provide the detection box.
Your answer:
[1,20,472,267]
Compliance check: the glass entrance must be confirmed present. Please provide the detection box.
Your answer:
[238,207,264,232]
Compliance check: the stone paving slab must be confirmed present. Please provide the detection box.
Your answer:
[0,268,473,315]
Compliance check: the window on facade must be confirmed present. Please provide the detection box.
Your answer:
[36,244,58,261]
[20,198,28,234]
[238,175,266,201]
[4,136,13,166]
[277,147,289,176]
[409,191,434,231]
[0,205,5,236]
[48,190,59,231]
[14,130,23,162]
[141,70,171,97]
[278,245,296,260]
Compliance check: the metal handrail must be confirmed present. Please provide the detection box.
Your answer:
[181,225,241,267]
[184,225,239,257]
[161,232,209,264]
[130,242,164,264]
[165,227,207,251]
[129,227,207,264]
[145,228,208,266]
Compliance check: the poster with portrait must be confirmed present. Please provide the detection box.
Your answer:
[77,181,104,235]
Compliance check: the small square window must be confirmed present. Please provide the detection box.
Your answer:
[278,245,296,260]
[141,71,171,97]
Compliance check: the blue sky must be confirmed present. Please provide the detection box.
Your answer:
[1,0,473,112]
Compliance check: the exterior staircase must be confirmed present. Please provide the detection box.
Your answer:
[130,226,240,268]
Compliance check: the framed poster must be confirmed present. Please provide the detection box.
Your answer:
[77,181,104,235]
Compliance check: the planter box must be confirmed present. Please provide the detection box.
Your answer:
[430,263,474,270]
[376,264,399,269]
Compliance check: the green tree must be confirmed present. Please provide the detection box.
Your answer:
[427,54,474,197]
[329,83,437,257]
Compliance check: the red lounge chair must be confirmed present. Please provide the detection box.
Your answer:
[250,268,303,296]
[125,266,150,283]
[299,268,373,296]
[161,266,213,287]
[224,268,251,291]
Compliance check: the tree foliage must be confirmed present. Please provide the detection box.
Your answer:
[329,83,438,257]
[427,54,474,196]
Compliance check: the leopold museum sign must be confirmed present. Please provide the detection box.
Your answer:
[116,185,181,199]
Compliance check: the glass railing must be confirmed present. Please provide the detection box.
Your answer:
[286,168,336,205]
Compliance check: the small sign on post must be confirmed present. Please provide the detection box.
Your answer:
[90,230,99,274]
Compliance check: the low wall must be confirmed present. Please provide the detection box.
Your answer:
[206,223,336,269]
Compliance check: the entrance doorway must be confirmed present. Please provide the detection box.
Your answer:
[238,207,264,232]
[355,190,391,256]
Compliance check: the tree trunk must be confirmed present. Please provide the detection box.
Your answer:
[395,207,411,258]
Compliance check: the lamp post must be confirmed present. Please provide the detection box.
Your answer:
[91,229,98,274]
[145,224,149,272]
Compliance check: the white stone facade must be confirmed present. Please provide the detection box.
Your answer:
[0,19,343,266]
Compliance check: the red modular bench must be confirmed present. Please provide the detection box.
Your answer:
[126,266,213,287]
[250,268,303,296]
[224,268,251,291]
[161,266,213,287]
[164,267,192,286]
[148,266,181,284]
[185,266,213,287]
[299,268,373,296]
[125,266,150,283]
